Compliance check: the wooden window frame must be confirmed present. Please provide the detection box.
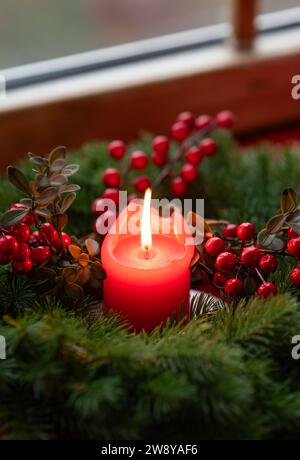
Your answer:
[1,0,300,169]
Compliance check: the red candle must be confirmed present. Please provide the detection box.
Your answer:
[101,190,194,332]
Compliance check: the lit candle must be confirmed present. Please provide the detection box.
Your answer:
[101,190,194,332]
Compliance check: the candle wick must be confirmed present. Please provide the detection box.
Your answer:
[143,246,151,259]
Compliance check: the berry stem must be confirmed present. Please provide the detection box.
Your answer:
[255,268,266,284]
[152,123,216,191]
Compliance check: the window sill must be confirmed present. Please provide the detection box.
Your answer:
[1,25,300,167]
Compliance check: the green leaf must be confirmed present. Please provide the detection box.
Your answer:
[257,229,274,248]
[281,187,297,213]
[49,146,66,165]
[265,213,287,234]
[61,193,76,214]
[7,166,31,195]
[0,208,29,227]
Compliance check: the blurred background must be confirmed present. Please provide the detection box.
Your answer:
[1,0,300,167]
[1,0,299,68]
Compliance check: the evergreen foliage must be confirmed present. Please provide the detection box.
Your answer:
[1,132,300,439]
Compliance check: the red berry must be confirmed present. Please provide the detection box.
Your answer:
[171,121,189,142]
[257,282,277,298]
[213,271,230,288]
[287,237,300,258]
[224,278,244,296]
[108,140,126,160]
[8,223,30,242]
[52,232,71,251]
[102,188,120,205]
[130,151,148,170]
[222,224,237,238]
[185,147,202,166]
[290,268,300,287]
[180,163,198,183]
[199,138,217,157]
[39,223,58,245]
[171,177,187,197]
[237,222,256,241]
[216,251,237,272]
[12,258,33,274]
[216,110,235,129]
[0,235,19,257]
[259,254,278,274]
[152,136,169,155]
[14,243,31,262]
[0,254,12,265]
[91,198,108,216]
[288,227,299,240]
[102,168,120,188]
[133,176,151,193]
[205,237,226,257]
[176,111,195,129]
[28,231,41,247]
[195,114,212,131]
[10,203,27,211]
[152,151,167,166]
[241,246,261,268]
[31,246,52,265]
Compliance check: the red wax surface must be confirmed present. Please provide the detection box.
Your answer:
[101,207,194,332]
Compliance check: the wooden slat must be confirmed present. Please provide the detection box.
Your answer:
[232,0,257,49]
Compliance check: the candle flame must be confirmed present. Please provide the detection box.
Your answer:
[141,188,152,254]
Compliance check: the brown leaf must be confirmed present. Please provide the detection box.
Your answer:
[63,267,78,283]
[91,260,106,280]
[69,244,82,260]
[49,146,66,165]
[50,213,68,231]
[36,187,59,204]
[28,153,48,167]
[75,266,91,285]
[61,193,76,214]
[61,184,81,193]
[281,187,297,213]
[78,253,89,268]
[62,164,80,176]
[50,174,68,187]
[0,208,29,228]
[265,213,287,234]
[65,282,84,299]
[85,238,99,257]
[7,166,31,195]
[50,158,66,173]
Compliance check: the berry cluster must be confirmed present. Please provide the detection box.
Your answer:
[287,230,300,287]
[92,110,235,233]
[0,205,71,274]
[203,222,278,299]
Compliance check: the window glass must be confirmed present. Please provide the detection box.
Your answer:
[1,0,228,70]
[261,0,300,14]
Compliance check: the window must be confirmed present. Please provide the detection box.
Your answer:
[1,0,228,70]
